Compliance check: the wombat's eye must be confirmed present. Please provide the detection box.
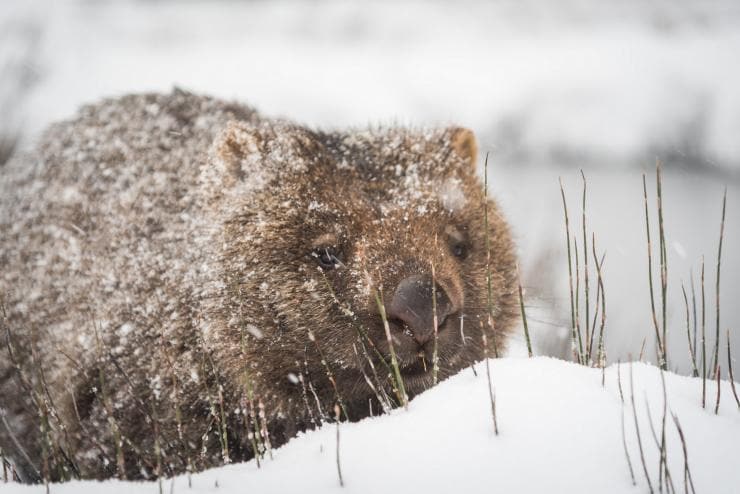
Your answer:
[313,247,342,270]
[450,241,469,260]
[445,225,470,260]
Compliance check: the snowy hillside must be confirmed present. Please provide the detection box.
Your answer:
[4,354,739,493]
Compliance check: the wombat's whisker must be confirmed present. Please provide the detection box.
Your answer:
[319,270,395,396]
[351,344,391,413]
[307,328,349,420]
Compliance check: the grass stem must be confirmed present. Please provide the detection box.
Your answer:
[374,287,408,408]
[431,253,440,384]
[712,188,726,373]
[681,283,699,377]
[334,404,344,487]
[516,263,533,357]
[643,174,665,370]
[559,177,578,364]
[727,329,740,409]
[701,258,707,408]
[484,153,499,358]
[630,363,654,494]
[715,365,721,415]
[581,171,591,363]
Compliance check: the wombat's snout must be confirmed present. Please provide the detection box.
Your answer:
[387,275,455,346]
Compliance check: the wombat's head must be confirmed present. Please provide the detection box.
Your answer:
[213,121,517,405]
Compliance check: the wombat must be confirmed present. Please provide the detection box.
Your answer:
[0,89,517,482]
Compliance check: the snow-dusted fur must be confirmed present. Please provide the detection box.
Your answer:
[0,90,517,481]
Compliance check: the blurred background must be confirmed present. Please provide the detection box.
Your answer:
[1,0,738,375]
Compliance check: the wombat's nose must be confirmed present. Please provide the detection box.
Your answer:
[387,275,454,345]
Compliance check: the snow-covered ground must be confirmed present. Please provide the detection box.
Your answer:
[4,353,740,493]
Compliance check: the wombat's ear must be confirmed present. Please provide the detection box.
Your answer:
[213,121,265,181]
[213,120,325,182]
[450,127,478,167]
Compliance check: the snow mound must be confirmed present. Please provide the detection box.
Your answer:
[5,356,739,493]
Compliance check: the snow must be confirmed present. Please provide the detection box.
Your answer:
[4,352,739,493]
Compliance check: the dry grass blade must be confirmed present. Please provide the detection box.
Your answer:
[630,363,654,494]
[592,239,607,369]
[656,162,669,372]
[617,362,636,486]
[574,237,584,364]
[690,271,699,374]
[727,330,740,409]
[671,413,696,494]
[431,253,440,384]
[681,283,699,377]
[714,365,721,415]
[701,258,707,408]
[712,188,726,373]
[580,170,591,363]
[516,263,533,357]
[319,272,396,404]
[92,319,126,479]
[559,177,579,364]
[483,153,499,358]
[307,328,349,420]
[659,370,676,494]
[374,287,408,408]
[643,173,665,370]
[257,400,273,460]
[482,331,498,435]
[334,404,344,487]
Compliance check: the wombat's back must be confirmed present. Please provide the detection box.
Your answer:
[0,90,258,480]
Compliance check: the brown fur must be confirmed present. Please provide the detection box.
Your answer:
[0,89,517,482]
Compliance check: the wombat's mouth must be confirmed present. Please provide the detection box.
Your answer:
[396,318,465,379]
[400,357,433,377]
